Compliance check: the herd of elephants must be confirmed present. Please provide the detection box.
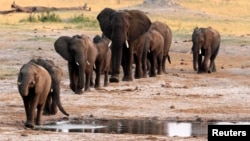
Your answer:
[16,7,221,128]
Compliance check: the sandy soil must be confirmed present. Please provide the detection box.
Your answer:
[0,3,250,141]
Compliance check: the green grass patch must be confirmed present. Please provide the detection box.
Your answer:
[19,11,61,23]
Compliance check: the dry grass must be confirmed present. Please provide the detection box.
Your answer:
[0,0,249,35]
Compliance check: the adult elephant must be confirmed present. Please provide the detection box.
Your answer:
[93,35,111,88]
[149,21,172,73]
[192,27,221,73]
[54,34,98,94]
[97,8,152,82]
[30,58,69,116]
[17,61,51,128]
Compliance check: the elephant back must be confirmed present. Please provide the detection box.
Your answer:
[54,36,74,62]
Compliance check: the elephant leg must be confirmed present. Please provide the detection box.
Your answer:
[203,51,211,73]
[134,55,142,79]
[209,47,219,73]
[197,54,204,73]
[25,95,38,128]
[84,72,91,91]
[68,62,76,92]
[90,72,94,87]
[94,61,102,88]
[149,53,157,77]
[50,92,58,115]
[141,52,148,78]
[43,93,52,115]
[157,55,163,75]
[22,97,30,125]
[36,104,45,126]
[104,71,109,87]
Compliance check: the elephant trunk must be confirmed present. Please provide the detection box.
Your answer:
[17,74,32,97]
[78,61,85,92]
[193,52,198,71]
[52,83,69,116]
[109,33,124,82]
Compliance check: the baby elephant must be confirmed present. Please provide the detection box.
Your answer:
[93,35,111,88]
[17,61,52,128]
[29,58,69,117]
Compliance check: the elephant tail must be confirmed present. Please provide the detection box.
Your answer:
[57,101,69,116]
[167,55,171,64]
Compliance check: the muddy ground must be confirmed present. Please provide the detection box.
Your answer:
[0,3,250,141]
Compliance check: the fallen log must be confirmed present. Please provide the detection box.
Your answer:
[0,1,91,14]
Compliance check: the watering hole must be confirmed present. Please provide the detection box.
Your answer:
[34,119,250,137]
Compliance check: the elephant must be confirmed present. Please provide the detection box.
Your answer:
[97,7,152,82]
[93,35,111,88]
[54,34,98,94]
[145,29,164,77]
[191,27,221,73]
[149,21,172,73]
[17,61,52,128]
[29,58,69,116]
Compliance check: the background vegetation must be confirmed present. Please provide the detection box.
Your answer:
[0,0,249,35]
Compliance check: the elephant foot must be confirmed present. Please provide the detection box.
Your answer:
[122,75,133,81]
[109,75,119,83]
[94,84,100,89]
[150,74,157,77]
[134,75,141,79]
[75,89,83,95]
[24,121,34,129]
[84,87,91,92]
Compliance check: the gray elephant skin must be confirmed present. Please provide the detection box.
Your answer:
[97,7,152,82]
[192,27,221,73]
[145,29,164,77]
[93,35,111,88]
[54,34,98,94]
[149,21,172,73]
[17,62,52,128]
[30,58,69,116]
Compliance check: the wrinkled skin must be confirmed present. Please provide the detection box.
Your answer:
[54,34,98,94]
[150,21,172,73]
[17,62,51,128]
[30,58,69,116]
[93,35,111,88]
[128,33,149,79]
[192,27,221,73]
[97,7,151,82]
[144,29,164,77]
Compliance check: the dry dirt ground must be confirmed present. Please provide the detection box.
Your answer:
[0,3,250,141]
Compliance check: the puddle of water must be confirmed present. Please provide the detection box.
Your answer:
[34,119,250,137]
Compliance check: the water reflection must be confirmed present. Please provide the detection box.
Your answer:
[35,119,250,137]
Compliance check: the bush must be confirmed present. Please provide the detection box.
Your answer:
[19,11,61,23]
[69,14,99,28]
[37,11,61,22]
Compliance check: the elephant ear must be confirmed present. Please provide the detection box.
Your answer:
[203,28,214,50]
[54,36,73,61]
[126,10,151,41]
[97,8,116,39]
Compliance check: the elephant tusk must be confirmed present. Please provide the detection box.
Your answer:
[93,64,96,69]
[108,41,112,48]
[86,61,90,65]
[199,49,201,54]
[76,62,79,66]
[17,81,22,85]
[51,89,53,93]
[125,40,129,48]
